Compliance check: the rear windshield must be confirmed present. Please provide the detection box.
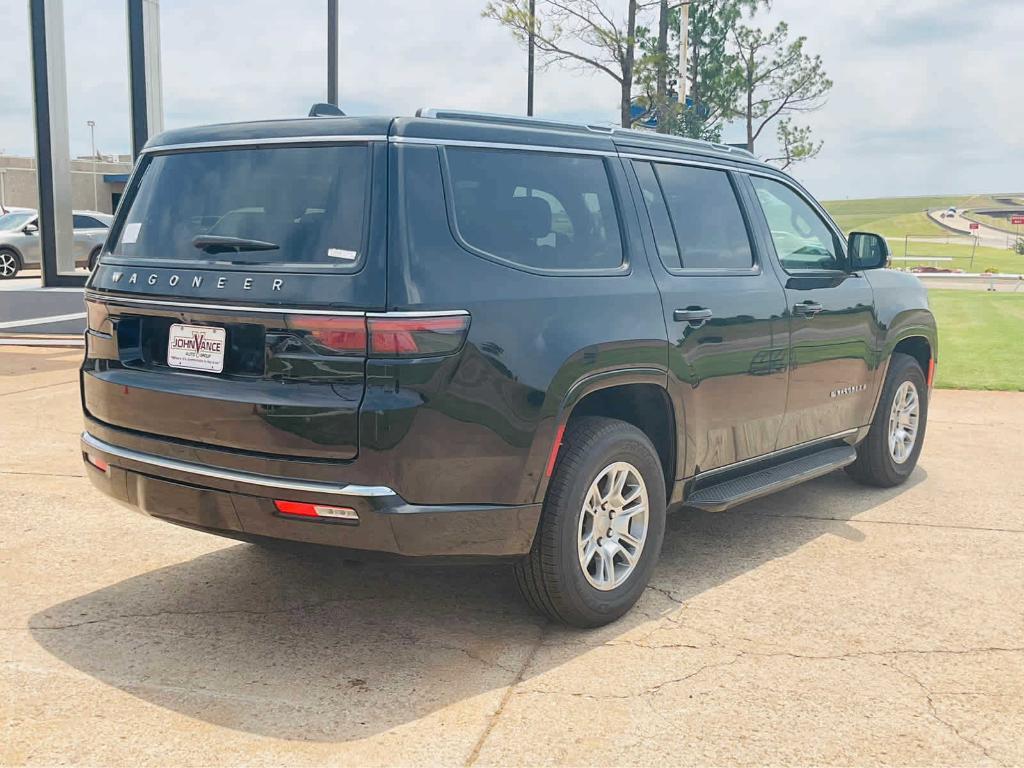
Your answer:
[110,145,369,267]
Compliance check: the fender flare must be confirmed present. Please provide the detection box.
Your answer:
[527,366,673,504]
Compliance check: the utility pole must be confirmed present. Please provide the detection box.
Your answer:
[527,0,535,116]
[678,1,691,107]
[87,120,98,211]
[327,0,338,105]
[655,0,669,132]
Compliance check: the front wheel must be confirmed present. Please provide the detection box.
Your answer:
[515,416,666,627]
[0,249,20,279]
[847,353,928,487]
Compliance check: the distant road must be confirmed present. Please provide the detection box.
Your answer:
[927,209,1015,249]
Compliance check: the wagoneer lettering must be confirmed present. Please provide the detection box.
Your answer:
[80,108,936,627]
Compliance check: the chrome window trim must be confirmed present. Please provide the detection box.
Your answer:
[391,135,617,157]
[82,432,398,498]
[618,151,743,174]
[141,134,388,153]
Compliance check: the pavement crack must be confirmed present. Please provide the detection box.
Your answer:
[465,621,547,767]
[886,660,1005,766]
[22,598,369,630]
[745,511,1024,535]
[0,379,78,398]
[1,470,84,479]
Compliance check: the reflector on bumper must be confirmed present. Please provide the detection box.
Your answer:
[273,500,359,522]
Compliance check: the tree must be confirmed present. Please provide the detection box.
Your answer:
[484,0,645,128]
[732,20,832,158]
[764,117,823,170]
[635,0,764,140]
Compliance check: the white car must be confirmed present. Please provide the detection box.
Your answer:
[0,210,113,279]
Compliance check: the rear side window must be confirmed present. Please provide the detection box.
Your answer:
[73,215,107,229]
[637,162,753,270]
[445,147,623,272]
[111,145,369,267]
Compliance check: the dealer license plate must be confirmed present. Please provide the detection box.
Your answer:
[167,323,226,373]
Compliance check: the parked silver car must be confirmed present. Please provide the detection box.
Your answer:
[0,210,113,278]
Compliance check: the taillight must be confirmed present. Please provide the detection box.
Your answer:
[368,314,470,357]
[284,312,469,358]
[288,316,367,355]
[274,500,359,522]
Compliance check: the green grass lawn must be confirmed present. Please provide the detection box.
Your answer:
[822,194,1019,240]
[929,289,1024,391]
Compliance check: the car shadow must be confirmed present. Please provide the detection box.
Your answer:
[29,466,926,742]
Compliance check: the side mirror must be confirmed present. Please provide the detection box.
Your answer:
[23,223,38,235]
[848,231,890,270]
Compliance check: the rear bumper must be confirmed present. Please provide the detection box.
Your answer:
[81,432,541,559]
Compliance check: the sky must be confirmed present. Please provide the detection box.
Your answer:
[0,0,1020,201]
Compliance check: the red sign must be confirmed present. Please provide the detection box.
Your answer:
[969,222,980,230]
[1011,216,1024,225]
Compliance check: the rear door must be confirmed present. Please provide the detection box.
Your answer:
[629,157,789,475]
[744,174,878,448]
[83,139,387,462]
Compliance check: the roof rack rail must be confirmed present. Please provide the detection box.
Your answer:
[415,107,759,161]
[415,108,607,135]
[605,125,757,159]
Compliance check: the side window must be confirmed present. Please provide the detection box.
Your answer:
[639,162,754,270]
[446,147,623,271]
[633,162,681,269]
[74,215,107,229]
[750,177,843,271]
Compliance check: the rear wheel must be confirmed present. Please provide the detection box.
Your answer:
[0,249,20,279]
[847,353,928,487]
[515,416,666,627]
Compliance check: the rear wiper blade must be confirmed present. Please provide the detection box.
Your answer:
[191,235,279,253]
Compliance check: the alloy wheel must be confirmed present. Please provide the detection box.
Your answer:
[577,461,649,591]
[888,381,920,464]
[0,252,16,277]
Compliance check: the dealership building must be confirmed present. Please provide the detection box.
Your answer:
[0,153,133,215]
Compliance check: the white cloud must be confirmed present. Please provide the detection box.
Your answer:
[0,0,1019,199]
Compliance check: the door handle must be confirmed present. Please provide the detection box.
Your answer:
[794,301,824,317]
[674,308,713,327]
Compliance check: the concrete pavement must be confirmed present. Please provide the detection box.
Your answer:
[1,347,1022,766]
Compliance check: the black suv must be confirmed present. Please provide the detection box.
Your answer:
[81,109,937,627]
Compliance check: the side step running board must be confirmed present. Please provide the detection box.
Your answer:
[685,445,857,512]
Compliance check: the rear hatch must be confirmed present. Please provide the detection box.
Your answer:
[83,130,388,462]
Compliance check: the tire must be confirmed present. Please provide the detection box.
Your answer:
[515,416,666,628]
[0,248,20,279]
[846,353,928,488]
[88,247,101,271]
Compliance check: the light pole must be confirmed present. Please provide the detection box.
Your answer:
[527,0,535,116]
[327,0,338,106]
[87,120,98,211]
